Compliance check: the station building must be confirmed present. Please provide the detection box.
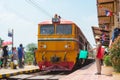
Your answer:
[92,0,120,46]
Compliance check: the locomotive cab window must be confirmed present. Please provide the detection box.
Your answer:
[40,25,54,34]
[56,24,72,34]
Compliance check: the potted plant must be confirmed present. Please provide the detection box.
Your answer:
[109,36,120,79]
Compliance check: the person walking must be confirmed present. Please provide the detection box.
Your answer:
[18,44,24,68]
[89,36,104,75]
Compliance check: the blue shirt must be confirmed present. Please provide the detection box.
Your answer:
[18,47,23,58]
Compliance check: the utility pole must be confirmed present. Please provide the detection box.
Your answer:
[12,29,14,48]
[12,29,14,54]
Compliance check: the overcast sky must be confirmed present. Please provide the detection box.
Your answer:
[0,0,98,48]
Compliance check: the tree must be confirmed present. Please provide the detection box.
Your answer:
[0,38,4,47]
[25,43,37,65]
[26,43,37,53]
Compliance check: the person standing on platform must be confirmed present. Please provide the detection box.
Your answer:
[109,28,120,48]
[0,47,3,68]
[12,47,18,69]
[89,36,104,75]
[33,48,37,66]
[18,44,24,68]
[22,47,25,65]
[2,46,8,69]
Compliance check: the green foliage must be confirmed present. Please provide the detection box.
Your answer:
[103,55,112,66]
[26,43,37,52]
[0,38,4,47]
[25,52,34,64]
[109,36,120,72]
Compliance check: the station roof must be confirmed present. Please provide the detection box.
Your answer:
[92,0,114,46]
[92,26,110,46]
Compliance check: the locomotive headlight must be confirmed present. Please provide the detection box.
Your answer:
[43,45,47,48]
[65,44,71,48]
[40,44,47,48]
[64,45,68,48]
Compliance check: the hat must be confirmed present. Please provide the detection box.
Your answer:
[95,36,100,39]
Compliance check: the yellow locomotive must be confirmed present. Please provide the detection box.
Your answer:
[35,14,91,71]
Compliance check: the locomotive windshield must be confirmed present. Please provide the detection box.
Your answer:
[40,25,54,34]
[56,24,72,34]
[40,24,72,35]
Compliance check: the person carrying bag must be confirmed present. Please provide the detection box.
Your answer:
[89,36,105,75]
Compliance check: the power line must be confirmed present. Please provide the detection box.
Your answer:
[25,0,52,18]
[4,6,35,24]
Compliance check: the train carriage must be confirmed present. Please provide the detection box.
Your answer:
[35,14,92,71]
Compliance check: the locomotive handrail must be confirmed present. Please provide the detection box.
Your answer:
[42,52,46,60]
[64,52,68,61]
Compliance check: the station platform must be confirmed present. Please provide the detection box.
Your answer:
[59,62,113,80]
[0,63,114,80]
[0,65,40,78]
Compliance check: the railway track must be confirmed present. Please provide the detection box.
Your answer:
[8,70,69,80]
[6,59,94,80]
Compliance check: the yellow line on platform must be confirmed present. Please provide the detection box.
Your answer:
[6,74,10,77]
[0,74,2,78]
[13,72,17,76]
[30,70,32,72]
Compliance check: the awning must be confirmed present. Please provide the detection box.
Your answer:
[92,26,110,46]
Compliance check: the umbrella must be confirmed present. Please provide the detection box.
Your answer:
[2,41,12,47]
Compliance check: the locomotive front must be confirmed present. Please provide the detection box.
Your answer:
[35,15,79,71]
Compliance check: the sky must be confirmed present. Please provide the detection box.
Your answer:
[0,0,98,48]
